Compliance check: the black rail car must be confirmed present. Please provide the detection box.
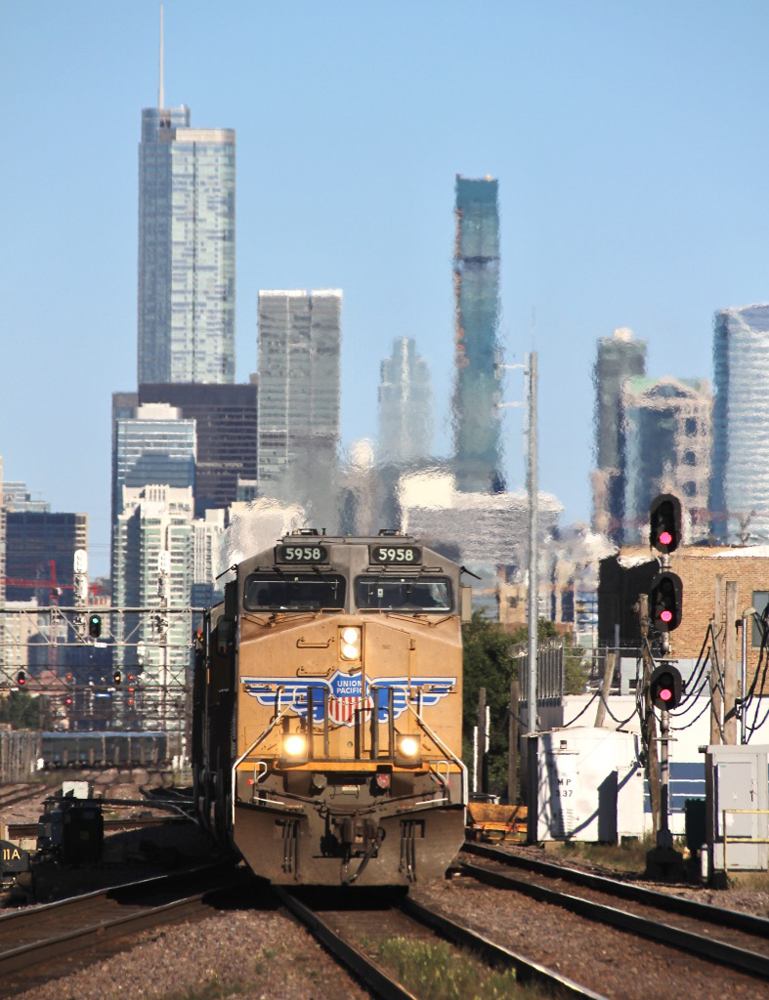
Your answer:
[193,532,469,886]
[40,732,169,769]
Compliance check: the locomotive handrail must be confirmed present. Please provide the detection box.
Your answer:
[252,760,268,786]
[430,759,451,789]
[231,699,295,824]
[406,701,469,805]
[296,636,334,648]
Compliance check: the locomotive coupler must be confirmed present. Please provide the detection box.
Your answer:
[336,813,383,858]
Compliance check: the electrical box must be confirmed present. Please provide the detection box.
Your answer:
[526,727,644,843]
[706,744,769,872]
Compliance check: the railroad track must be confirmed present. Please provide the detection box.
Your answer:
[462,842,769,982]
[276,885,608,1000]
[7,814,187,840]
[0,862,244,998]
[0,784,48,813]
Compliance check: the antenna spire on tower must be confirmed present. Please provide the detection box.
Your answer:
[158,3,165,110]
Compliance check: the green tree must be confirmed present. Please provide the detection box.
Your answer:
[0,690,41,729]
[462,613,588,796]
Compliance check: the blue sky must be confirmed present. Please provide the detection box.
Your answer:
[2,1,769,576]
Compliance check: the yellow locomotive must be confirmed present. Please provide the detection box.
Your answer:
[192,530,468,886]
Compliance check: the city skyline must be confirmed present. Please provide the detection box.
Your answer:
[3,3,769,575]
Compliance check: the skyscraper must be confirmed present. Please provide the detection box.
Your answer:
[622,376,712,543]
[711,304,769,542]
[452,175,503,494]
[377,338,432,464]
[591,328,647,540]
[4,511,87,605]
[113,403,196,524]
[257,290,341,525]
[139,382,258,517]
[112,485,224,737]
[138,54,235,384]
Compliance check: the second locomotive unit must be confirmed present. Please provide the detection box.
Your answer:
[192,531,468,886]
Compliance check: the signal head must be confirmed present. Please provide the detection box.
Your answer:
[88,613,102,639]
[649,664,683,710]
[650,494,682,554]
[649,571,683,632]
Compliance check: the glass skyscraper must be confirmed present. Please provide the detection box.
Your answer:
[257,290,341,526]
[377,338,432,464]
[711,304,769,542]
[452,176,503,493]
[591,328,647,541]
[138,106,236,384]
[113,403,196,521]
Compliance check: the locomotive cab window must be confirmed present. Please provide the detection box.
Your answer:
[355,577,452,613]
[244,573,346,612]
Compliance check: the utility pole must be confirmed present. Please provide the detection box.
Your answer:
[477,686,487,795]
[508,679,520,804]
[638,594,661,837]
[157,550,171,732]
[73,548,88,642]
[527,351,539,737]
[724,582,738,744]
[710,575,724,745]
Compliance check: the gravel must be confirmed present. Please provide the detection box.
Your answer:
[412,870,769,1000]
[4,780,769,999]
[14,908,373,1000]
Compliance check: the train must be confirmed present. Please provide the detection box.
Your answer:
[192,530,469,886]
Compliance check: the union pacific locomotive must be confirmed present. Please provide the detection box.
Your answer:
[192,531,469,886]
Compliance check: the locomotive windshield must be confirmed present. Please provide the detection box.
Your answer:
[244,573,346,612]
[355,577,452,613]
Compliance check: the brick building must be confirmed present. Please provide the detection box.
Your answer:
[599,545,769,686]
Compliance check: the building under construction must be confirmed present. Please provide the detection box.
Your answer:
[452,176,503,494]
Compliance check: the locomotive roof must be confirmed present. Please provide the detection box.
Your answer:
[234,533,460,575]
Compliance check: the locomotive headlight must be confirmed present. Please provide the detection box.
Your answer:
[281,733,308,765]
[339,626,361,661]
[395,734,422,767]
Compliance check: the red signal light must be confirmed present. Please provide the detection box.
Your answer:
[660,609,673,623]
[650,495,681,554]
[649,664,683,710]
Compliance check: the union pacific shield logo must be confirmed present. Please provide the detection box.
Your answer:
[242,671,456,728]
[326,672,373,726]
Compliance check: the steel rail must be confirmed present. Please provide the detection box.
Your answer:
[274,887,420,1000]
[7,813,188,839]
[277,886,608,1000]
[464,842,769,937]
[399,894,608,1000]
[461,860,769,981]
[0,864,237,990]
